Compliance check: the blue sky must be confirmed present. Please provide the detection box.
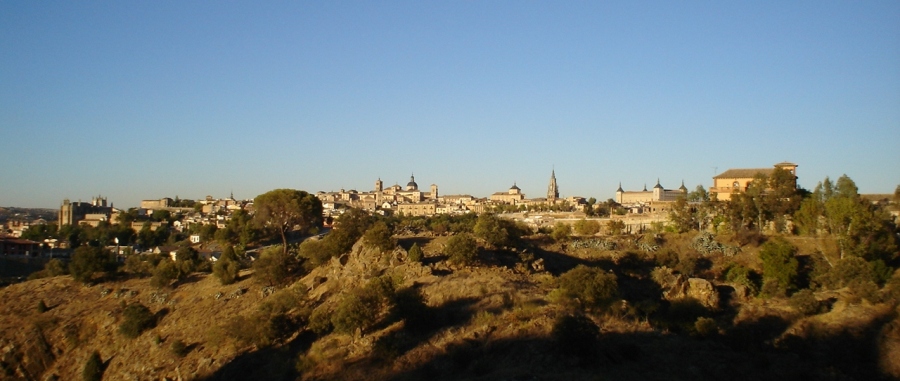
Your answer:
[2,1,898,208]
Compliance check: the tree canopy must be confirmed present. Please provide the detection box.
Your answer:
[253,189,323,254]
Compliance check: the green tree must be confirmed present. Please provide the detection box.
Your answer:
[407,243,423,263]
[363,221,395,252]
[69,246,116,283]
[253,189,323,254]
[606,219,625,235]
[445,234,478,266]
[573,219,600,236]
[668,196,694,233]
[119,302,156,338]
[473,213,510,247]
[687,185,710,202]
[253,246,297,287]
[213,245,241,285]
[557,265,619,309]
[759,237,799,297]
[551,222,571,241]
[151,259,179,288]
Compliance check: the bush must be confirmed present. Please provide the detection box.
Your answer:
[789,289,823,316]
[119,302,156,339]
[363,221,395,253]
[69,246,116,283]
[213,246,241,285]
[150,259,179,289]
[253,246,297,287]
[557,265,619,310]
[551,222,571,241]
[694,317,718,337]
[407,243,423,263]
[331,276,399,334]
[82,350,103,381]
[445,234,478,266]
[170,339,188,357]
[573,219,601,236]
[759,237,799,297]
[725,264,761,296]
[551,314,598,361]
[298,238,337,270]
[308,306,334,335]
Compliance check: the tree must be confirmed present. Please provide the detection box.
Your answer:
[363,221,395,253]
[253,189,323,254]
[119,302,156,338]
[607,220,625,235]
[668,196,694,233]
[573,219,600,236]
[551,222,571,241]
[407,243,423,263]
[687,185,709,202]
[759,237,799,297]
[253,246,296,287]
[557,265,619,309]
[69,246,115,283]
[445,234,478,266]
[474,213,510,247]
[213,245,241,285]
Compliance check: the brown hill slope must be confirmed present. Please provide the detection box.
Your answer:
[1,234,898,380]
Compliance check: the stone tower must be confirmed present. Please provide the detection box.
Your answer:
[547,169,559,203]
[430,184,438,200]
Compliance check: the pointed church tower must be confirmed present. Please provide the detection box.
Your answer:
[547,169,559,204]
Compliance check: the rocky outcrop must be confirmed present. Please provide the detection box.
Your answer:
[654,267,720,308]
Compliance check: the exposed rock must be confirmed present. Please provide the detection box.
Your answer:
[657,269,720,308]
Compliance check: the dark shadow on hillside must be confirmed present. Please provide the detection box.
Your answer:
[530,247,605,276]
[397,237,433,251]
[199,330,317,381]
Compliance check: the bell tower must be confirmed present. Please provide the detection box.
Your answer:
[547,169,559,204]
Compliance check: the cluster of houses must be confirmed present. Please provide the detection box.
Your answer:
[2,162,818,257]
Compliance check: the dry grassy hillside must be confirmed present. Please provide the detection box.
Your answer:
[1,232,898,381]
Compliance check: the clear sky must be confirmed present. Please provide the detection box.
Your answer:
[2,1,898,209]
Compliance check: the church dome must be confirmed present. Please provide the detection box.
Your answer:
[406,174,418,190]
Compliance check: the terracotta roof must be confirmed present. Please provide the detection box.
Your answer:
[713,168,775,179]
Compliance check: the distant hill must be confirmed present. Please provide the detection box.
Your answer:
[0,207,58,223]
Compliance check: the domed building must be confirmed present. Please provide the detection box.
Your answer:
[490,182,526,205]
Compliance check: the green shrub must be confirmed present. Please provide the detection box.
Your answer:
[445,234,478,266]
[789,289,823,316]
[725,264,761,296]
[308,306,334,335]
[69,246,116,283]
[150,259,179,288]
[551,222,571,241]
[573,219,601,236]
[759,237,799,297]
[170,339,188,357]
[363,221,395,252]
[557,265,619,310]
[213,246,241,285]
[331,291,378,334]
[407,243,423,263]
[253,246,296,287]
[694,317,718,337]
[82,350,103,381]
[119,302,156,339]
